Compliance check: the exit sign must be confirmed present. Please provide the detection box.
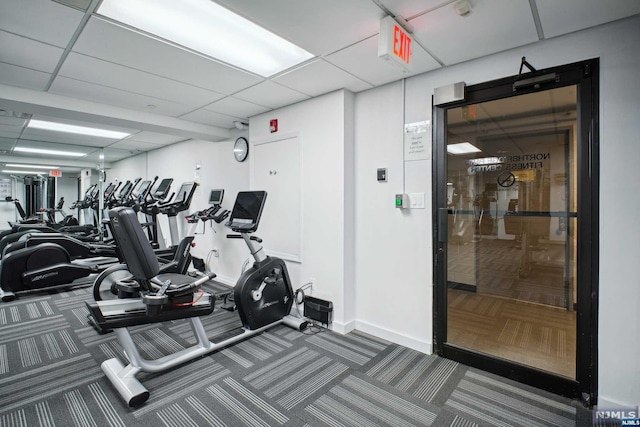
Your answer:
[49,170,61,177]
[378,16,413,73]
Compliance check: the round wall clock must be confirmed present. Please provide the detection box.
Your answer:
[234,137,249,162]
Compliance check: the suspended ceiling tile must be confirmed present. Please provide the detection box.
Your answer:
[33,114,139,135]
[273,59,373,96]
[108,139,165,152]
[13,139,93,160]
[378,0,451,19]
[58,53,225,108]
[98,147,132,163]
[20,128,119,148]
[51,0,92,12]
[0,62,50,91]
[73,17,264,95]
[124,131,186,146]
[0,127,21,138]
[411,0,538,65]
[203,97,271,119]
[180,109,245,130]
[0,115,28,128]
[325,35,440,87]
[535,0,640,39]
[0,0,84,47]
[233,81,310,110]
[216,0,384,56]
[50,76,195,117]
[0,138,16,152]
[0,30,64,72]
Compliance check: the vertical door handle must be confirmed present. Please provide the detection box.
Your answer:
[438,208,448,242]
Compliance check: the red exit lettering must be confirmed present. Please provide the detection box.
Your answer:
[392,25,412,65]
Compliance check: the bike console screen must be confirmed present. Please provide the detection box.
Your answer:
[226,191,267,232]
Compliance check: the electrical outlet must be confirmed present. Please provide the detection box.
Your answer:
[309,277,315,289]
[212,249,219,258]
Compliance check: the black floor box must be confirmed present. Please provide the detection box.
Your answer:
[303,296,333,325]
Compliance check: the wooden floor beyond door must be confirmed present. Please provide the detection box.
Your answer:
[447,288,576,378]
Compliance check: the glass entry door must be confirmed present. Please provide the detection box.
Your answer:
[446,86,577,378]
[434,59,599,403]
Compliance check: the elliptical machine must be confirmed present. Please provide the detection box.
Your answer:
[85,191,304,407]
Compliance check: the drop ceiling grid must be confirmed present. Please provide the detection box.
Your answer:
[325,35,439,87]
[215,0,386,56]
[535,0,640,39]
[0,63,51,91]
[49,76,195,117]
[273,59,373,97]
[179,108,245,129]
[409,0,539,66]
[108,139,168,152]
[202,97,271,119]
[13,138,96,153]
[0,0,84,48]
[55,53,226,109]
[0,30,65,73]
[125,131,187,145]
[72,17,265,96]
[20,128,118,148]
[233,81,311,110]
[377,0,455,20]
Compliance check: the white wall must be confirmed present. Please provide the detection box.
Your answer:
[250,90,355,332]
[106,152,147,186]
[354,81,432,352]
[355,15,640,407]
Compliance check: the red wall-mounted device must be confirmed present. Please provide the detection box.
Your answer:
[269,119,278,133]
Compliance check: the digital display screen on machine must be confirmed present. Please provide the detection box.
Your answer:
[227,191,267,230]
[209,189,224,205]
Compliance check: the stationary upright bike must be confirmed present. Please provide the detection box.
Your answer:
[85,191,304,407]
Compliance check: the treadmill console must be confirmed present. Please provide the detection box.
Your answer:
[208,189,224,205]
[152,178,173,199]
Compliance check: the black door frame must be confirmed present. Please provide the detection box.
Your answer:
[432,58,599,405]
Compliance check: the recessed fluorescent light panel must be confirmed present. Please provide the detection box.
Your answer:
[13,147,86,157]
[97,0,314,77]
[447,142,481,155]
[27,119,130,139]
[2,170,45,175]
[5,164,59,169]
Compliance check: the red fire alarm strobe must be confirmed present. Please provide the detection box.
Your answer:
[269,119,278,133]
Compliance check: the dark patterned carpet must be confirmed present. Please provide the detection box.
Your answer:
[0,282,593,426]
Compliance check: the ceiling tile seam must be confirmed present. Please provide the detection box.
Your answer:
[44,0,102,92]
[529,0,545,40]
[51,0,88,13]
[317,35,380,88]
[0,28,68,53]
[178,97,271,120]
[0,59,53,76]
[410,37,446,67]
[91,15,273,81]
[87,17,363,97]
[224,79,313,108]
[274,58,374,94]
[52,73,201,111]
[87,16,306,95]
[59,50,229,100]
[402,0,460,21]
